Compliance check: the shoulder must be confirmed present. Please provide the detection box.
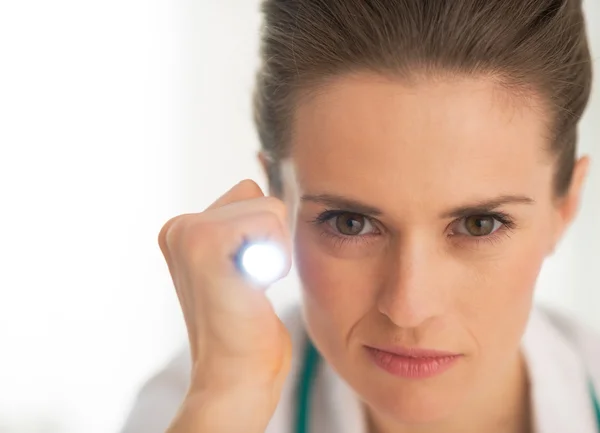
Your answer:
[534,305,600,380]
[536,305,600,352]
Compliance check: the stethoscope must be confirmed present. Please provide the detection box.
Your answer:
[233,242,600,432]
[294,339,600,433]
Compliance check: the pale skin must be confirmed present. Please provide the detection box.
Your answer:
[160,72,589,433]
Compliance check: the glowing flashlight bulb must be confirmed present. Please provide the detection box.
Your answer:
[239,242,286,286]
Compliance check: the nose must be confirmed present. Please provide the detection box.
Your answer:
[376,233,446,329]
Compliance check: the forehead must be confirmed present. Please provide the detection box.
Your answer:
[287,73,553,212]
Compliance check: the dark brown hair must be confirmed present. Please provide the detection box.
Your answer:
[253,0,592,197]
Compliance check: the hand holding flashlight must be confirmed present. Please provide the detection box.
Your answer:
[158,180,293,432]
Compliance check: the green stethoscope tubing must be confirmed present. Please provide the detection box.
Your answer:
[295,340,600,433]
[295,340,320,433]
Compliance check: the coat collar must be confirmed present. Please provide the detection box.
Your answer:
[522,308,598,433]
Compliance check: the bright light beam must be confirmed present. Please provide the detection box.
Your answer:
[238,242,286,286]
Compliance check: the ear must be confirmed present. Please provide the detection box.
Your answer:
[551,156,590,248]
[257,151,275,196]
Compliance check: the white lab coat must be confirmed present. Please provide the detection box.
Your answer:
[120,304,600,433]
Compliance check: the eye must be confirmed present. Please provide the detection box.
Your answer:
[455,215,504,237]
[326,212,376,236]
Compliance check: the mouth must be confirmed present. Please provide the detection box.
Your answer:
[364,345,463,379]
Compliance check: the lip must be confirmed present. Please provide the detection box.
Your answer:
[365,345,462,379]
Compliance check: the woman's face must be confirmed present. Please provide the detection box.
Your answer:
[275,73,583,425]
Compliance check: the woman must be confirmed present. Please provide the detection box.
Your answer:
[121,1,599,432]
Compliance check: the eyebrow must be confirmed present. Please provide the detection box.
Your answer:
[301,194,383,216]
[440,195,535,219]
[301,193,534,218]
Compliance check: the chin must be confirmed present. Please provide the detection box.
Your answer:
[363,385,460,425]
[349,361,471,426]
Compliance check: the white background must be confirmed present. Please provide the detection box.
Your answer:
[0,1,598,432]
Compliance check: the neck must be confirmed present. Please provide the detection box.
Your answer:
[367,351,531,433]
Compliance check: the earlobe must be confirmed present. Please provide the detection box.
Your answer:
[257,151,270,177]
[257,151,273,195]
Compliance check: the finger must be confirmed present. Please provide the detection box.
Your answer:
[159,179,269,261]
[181,209,291,286]
[202,195,289,235]
[205,179,265,211]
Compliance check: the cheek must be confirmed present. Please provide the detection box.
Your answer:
[459,228,548,359]
[293,225,378,347]
[294,223,379,304]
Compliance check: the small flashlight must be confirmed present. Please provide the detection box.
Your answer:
[236,241,286,286]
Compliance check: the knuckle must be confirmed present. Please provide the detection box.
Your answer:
[159,214,230,276]
[236,179,264,197]
[158,215,185,253]
[159,214,218,257]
